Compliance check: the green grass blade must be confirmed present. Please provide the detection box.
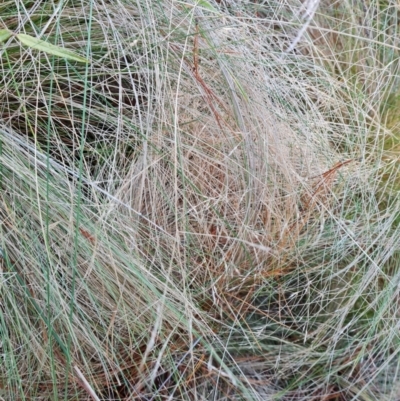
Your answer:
[197,0,219,13]
[16,33,89,63]
[0,29,12,43]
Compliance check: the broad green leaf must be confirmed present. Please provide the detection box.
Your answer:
[16,33,89,63]
[0,29,12,43]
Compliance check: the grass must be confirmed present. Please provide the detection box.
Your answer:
[0,0,399,400]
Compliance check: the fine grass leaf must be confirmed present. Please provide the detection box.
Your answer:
[0,29,12,43]
[16,33,89,63]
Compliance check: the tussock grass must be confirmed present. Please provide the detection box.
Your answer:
[0,0,399,400]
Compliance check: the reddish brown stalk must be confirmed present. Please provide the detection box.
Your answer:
[79,227,96,244]
[191,23,237,135]
[306,159,354,209]
[279,159,355,253]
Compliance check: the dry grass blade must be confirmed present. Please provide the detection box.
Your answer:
[0,0,399,400]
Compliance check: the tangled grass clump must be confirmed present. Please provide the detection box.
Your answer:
[0,0,399,400]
